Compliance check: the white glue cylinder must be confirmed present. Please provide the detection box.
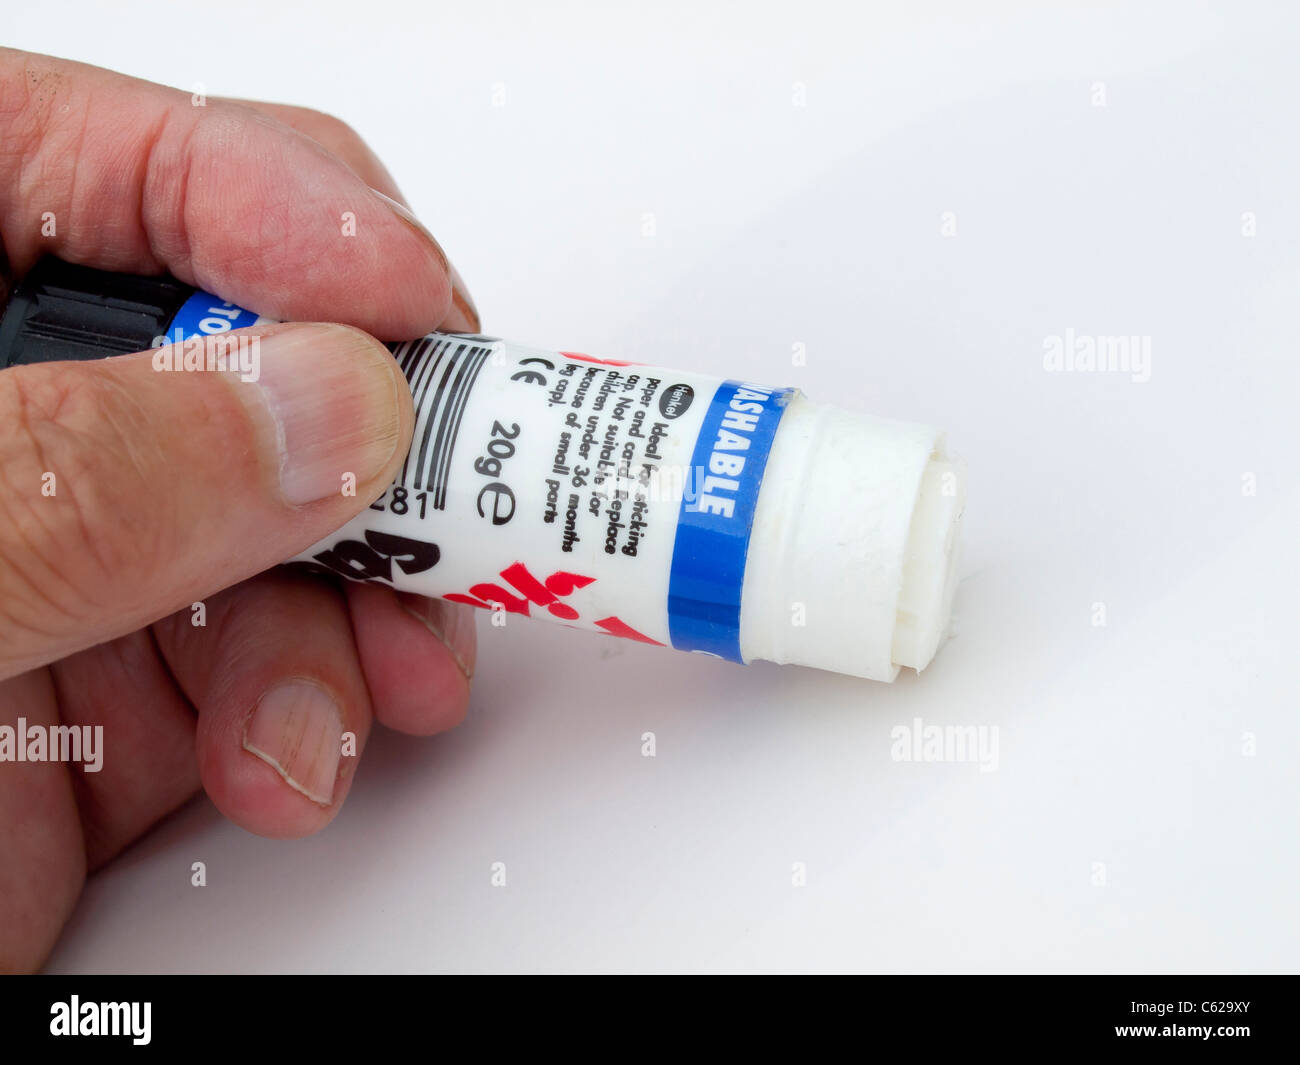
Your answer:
[152,285,967,681]
[275,332,966,683]
[0,264,965,682]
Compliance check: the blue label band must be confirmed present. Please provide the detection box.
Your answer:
[667,381,795,662]
[167,289,260,342]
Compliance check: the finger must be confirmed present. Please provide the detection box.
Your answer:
[0,668,84,971]
[221,98,481,332]
[0,321,413,679]
[152,570,371,838]
[344,583,475,736]
[214,99,408,203]
[49,629,199,870]
[0,47,453,339]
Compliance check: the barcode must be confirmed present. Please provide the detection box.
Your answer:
[390,335,493,507]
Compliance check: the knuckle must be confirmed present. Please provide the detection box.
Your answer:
[0,54,80,250]
[282,105,361,145]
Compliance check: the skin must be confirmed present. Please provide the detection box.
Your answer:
[0,48,481,970]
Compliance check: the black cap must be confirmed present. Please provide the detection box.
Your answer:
[0,257,196,368]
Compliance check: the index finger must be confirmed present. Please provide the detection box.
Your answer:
[0,48,453,340]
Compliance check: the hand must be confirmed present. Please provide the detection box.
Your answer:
[0,47,479,970]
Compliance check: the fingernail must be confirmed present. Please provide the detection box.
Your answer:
[370,188,449,272]
[370,188,480,332]
[400,594,477,681]
[243,323,404,505]
[243,679,344,805]
[443,261,482,333]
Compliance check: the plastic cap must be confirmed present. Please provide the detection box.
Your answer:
[0,257,193,368]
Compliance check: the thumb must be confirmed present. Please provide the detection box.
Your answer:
[0,322,413,679]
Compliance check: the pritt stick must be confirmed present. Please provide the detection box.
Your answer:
[0,258,965,681]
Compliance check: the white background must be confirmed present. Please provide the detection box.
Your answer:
[11,0,1297,972]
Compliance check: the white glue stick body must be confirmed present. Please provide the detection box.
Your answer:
[0,264,965,682]
[281,328,966,682]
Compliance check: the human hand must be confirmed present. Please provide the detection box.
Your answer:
[0,47,478,970]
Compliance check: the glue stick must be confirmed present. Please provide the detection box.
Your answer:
[0,258,964,681]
